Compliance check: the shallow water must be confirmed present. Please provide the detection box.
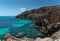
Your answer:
[0,16,38,39]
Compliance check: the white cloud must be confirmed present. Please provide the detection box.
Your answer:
[19,8,27,13]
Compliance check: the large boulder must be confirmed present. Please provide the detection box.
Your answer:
[48,23,60,36]
[51,30,60,41]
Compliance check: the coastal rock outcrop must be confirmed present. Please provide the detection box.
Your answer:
[16,5,60,24]
[16,5,60,27]
[48,23,60,36]
[16,5,60,39]
[51,30,60,41]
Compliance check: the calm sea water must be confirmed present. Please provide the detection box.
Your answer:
[0,16,38,39]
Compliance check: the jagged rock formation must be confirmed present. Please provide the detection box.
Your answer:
[16,5,60,37]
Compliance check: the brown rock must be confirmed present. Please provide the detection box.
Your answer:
[16,5,60,28]
[16,5,60,38]
[16,5,60,24]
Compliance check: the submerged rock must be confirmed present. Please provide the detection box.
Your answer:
[2,33,34,41]
[9,21,38,38]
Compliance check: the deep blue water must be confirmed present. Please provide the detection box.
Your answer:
[0,16,38,39]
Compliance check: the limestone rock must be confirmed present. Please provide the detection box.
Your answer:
[35,37,53,41]
[51,31,60,39]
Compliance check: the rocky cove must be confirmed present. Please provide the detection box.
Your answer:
[2,5,60,41]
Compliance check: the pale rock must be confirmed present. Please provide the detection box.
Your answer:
[35,37,53,41]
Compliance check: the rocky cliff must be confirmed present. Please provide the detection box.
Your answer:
[16,5,60,24]
[16,5,60,37]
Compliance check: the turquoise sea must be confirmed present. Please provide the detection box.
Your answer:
[0,16,38,39]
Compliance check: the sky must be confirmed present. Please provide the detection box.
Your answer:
[0,0,60,16]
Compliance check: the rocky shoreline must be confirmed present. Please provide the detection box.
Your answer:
[2,5,60,41]
[16,5,60,36]
[16,5,60,41]
[2,33,60,41]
